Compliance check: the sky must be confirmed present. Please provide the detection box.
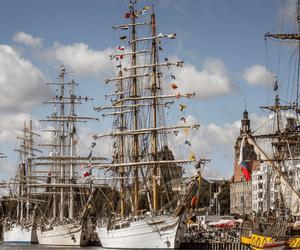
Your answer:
[0,0,298,181]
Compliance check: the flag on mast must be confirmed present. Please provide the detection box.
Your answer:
[238,137,251,181]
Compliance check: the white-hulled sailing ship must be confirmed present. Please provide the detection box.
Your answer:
[94,1,208,248]
[3,120,40,243]
[32,67,104,245]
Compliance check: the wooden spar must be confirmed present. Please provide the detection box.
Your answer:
[105,91,130,97]
[109,50,149,58]
[123,61,184,71]
[265,33,300,40]
[31,161,105,166]
[130,33,176,44]
[40,116,99,122]
[39,143,71,147]
[105,73,149,84]
[131,4,139,215]
[1,197,46,204]
[112,93,195,106]
[151,11,159,211]
[102,110,133,116]
[95,102,173,111]
[43,101,83,104]
[28,183,108,188]
[20,144,42,153]
[94,124,200,139]
[113,22,150,30]
[91,159,200,168]
[34,156,107,160]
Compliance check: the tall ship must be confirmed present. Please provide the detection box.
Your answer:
[3,120,40,243]
[94,1,208,248]
[240,1,300,249]
[31,67,104,246]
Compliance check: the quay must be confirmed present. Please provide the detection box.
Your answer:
[180,241,250,250]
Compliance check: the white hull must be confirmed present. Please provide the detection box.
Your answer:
[4,224,38,243]
[37,222,90,246]
[98,214,185,249]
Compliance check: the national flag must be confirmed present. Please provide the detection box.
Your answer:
[117,46,125,51]
[240,160,251,181]
[238,137,251,181]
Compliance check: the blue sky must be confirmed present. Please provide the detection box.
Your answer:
[0,0,298,180]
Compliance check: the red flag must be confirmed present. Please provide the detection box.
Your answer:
[83,171,91,177]
[124,13,131,18]
[191,196,197,206]
[117,46,125,51]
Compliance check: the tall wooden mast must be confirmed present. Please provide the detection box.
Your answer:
[130,1,140,215]
[59,67,66,222]
[150,10,159,211]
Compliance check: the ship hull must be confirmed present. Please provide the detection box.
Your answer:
[4,224,38,243]
[37,223,90,246]
[98,214,184,249]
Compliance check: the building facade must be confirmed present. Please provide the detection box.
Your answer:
[230,110,258,215]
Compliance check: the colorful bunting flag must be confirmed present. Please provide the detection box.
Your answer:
[189,153,196,161]
[179,104,186,111]
[171,83,178,89]
[183,128,189,135]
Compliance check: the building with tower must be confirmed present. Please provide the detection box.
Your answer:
[230,110,259,215]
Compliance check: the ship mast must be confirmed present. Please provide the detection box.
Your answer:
[36,66,101,223]
[130,1,140,215]
[150,10,159,211]
[94,1,209,219]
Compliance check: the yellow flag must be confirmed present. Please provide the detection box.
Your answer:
[189,153,196,161]
[179,104,186,111]
[183,128,189,135]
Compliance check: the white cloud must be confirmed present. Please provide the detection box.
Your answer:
[12,32,42,48]
[173,58,234,99]
[43,42,113,78]
[0,45,49,113]
[169,113,271,178]
[0,113,43,144]
[242,64,274,86]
